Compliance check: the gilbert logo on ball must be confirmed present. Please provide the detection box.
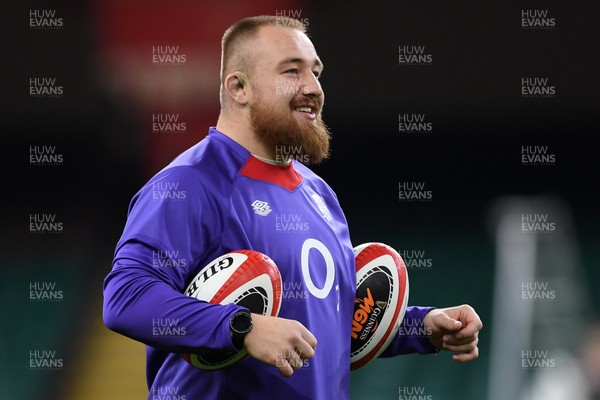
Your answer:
[183,250,282,369]
[350,243,409,370]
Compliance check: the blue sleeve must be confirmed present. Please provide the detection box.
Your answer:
[102,167,244,354]
[379,306,441,357]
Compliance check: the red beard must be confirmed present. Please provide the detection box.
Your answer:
[250,91,331,165]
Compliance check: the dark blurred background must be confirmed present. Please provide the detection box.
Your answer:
[2,0,599,399]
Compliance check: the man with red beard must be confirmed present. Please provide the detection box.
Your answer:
[103,16,482,400]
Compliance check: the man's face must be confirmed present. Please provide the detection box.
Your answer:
[246,26,330,164]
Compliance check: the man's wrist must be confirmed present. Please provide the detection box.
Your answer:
[230,310,253,349]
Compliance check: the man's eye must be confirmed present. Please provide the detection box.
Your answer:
[312,70,322,79]
[285,69,299,75]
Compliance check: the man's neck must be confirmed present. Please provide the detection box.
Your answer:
[216,114,274,160]
[252,153,292,166]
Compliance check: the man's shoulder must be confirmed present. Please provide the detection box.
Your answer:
[294,162,334,193]
[142,133,246,198]
[166,132,246,176]
[294,161,321,181]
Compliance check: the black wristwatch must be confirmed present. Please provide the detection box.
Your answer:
[230,310,253,349]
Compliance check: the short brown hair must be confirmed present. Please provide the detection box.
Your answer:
[220,15,307,82]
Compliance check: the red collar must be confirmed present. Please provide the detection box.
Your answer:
[240,156,303,191]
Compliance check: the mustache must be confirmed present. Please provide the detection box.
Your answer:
[290,95,322,111]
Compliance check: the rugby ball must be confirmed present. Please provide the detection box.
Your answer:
[350,242,409,370]
[182,250,282,369]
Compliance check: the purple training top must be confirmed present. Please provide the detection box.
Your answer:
[103,128,438,400]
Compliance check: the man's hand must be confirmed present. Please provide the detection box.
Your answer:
[244,314,317,377]
[423,304,483,362]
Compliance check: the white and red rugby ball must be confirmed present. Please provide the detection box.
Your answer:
[182,250,282,369]
[350,242,409,370]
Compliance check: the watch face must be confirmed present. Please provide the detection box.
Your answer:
[232,312,252,333]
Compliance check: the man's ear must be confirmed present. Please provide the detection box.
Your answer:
[224,71,251,105]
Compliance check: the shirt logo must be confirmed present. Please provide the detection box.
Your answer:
[311,194,332,222]
[252,200,272,216]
